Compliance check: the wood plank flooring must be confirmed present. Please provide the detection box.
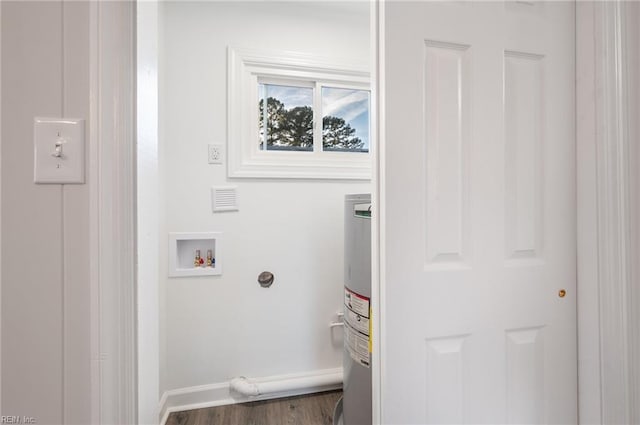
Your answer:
[166,390,342,425]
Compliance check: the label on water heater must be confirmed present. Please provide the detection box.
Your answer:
[345,323,370,367]
[344,287,370,368]
[345,308,369,335]
[344,288,370,319]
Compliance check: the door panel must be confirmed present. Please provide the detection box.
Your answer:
[504,51,543,260]
[383,2,576,424]
[424,40,472,268]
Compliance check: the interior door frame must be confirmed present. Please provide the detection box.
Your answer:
[575,2,638,423]
[370,1,384,423]
[89,1,137,424]
[90,1,638,424]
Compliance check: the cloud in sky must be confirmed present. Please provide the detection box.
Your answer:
[260,84,312,108]
[322,87,369,122]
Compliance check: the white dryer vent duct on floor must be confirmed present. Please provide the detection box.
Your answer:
[211,186,239,212]
[229,371,343,397]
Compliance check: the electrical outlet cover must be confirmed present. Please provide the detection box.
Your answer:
[208,144,223,164]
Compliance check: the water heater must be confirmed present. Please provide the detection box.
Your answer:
[340,193,372,425]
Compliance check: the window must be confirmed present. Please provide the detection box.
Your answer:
[229,47,371,179]
[258,82,314,152]
[321,87,370,153]
[257,82,370,154]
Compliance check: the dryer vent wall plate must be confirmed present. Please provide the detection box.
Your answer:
[212,186,238,212]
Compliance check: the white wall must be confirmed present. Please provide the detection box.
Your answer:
[159,0,371,398]
[1,2,91,424]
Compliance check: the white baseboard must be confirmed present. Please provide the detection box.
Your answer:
[159,367,343,425]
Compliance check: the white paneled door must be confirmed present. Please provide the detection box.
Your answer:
[382,2,576,424]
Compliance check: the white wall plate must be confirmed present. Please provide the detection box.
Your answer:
[33,117,85,184]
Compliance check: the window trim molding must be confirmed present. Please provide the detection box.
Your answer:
[228,46,372,180]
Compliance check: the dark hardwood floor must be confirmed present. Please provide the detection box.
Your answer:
[166,390,342,425]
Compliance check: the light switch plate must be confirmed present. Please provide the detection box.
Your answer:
[34,117,85,184]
